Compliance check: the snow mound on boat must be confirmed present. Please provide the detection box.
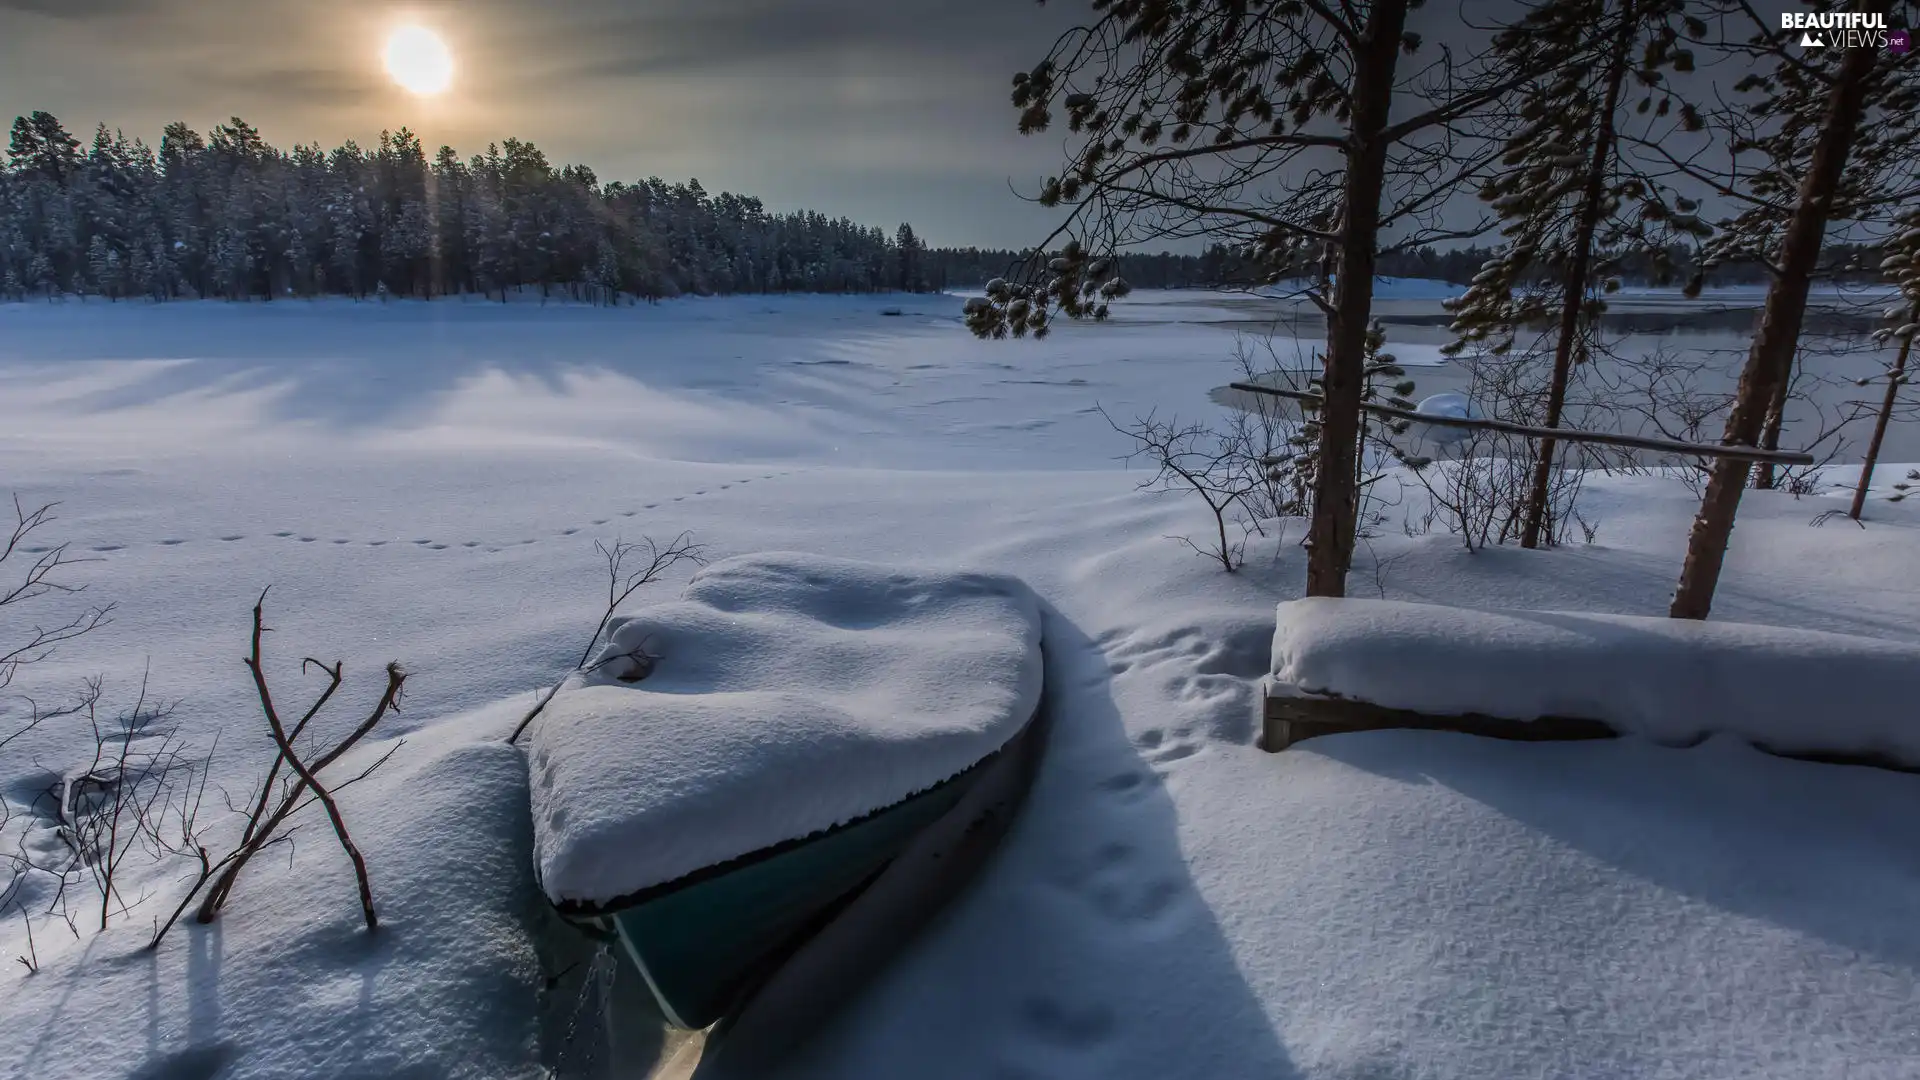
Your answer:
[529,552,1045,908]
[1269,598,1920,765]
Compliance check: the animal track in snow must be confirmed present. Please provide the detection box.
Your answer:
[1136,727,1203,769]
[115,468,809,555]
[1095,769,1154,804]
[1018,996,1116,1049]
[1063,840,1189,930]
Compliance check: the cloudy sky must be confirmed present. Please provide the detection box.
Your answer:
[0,0,1086,247]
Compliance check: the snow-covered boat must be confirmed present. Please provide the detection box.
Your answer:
[527,553,1047,1033]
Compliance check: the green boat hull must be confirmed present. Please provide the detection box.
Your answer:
[570,754,987,1030]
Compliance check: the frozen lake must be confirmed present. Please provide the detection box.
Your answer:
[1194,284,1917,469]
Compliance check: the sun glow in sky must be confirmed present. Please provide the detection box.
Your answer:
[383,25,454,97]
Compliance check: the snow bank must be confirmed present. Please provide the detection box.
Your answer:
[528,552,1044,908]
[0,709,545,1080]
[1269,598,1920,765]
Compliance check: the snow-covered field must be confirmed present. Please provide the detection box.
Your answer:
[2,290,1917,1079]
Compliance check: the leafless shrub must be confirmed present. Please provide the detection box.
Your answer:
[1398,346,1597,550]
[507,533,707,745]
[1104,407,1266,572]
[2,496,115,961]
[0,498,114,694]
[1231,328,1421,554]
[141,591,409,948]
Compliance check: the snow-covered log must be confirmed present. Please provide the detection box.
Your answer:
[1264,598,1920,769]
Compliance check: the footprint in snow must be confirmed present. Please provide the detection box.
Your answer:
[91,544,123,552]
[620,510,637,517]
[1096,770,1152,803]
[592,519,608,525]
[1139,726,1203,764]
[463,541,480,548]
[1018,997,1116,1049]
[1068,841,1187,928]
[561,527,579,536]
[412,539,434,546]
[297,537,317,543]
[160,539,186,546]
[219,535,244,542]
[367,540,389,546]
[429,543,448,550]
[331,539,350,545]
[273,531,294,538]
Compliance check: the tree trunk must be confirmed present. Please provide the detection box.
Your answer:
[1848,313,1916,520]
[1752,350,1798,489]
[1520,0,1636,550]
[1669,42,1880,620]
[1305,0,1410,599]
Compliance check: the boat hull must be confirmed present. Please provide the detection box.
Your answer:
[568,742,997,1030]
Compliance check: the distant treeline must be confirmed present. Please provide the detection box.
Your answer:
[1,111,940,302]
[923,242,1888,290]
[1,111,1882,304]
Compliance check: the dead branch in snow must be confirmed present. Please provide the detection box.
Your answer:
[506,532,706,745]
[0,496,114,693]
[143,590,407,948]
[1231,382,1818,466]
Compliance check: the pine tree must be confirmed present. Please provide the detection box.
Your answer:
[1669,16,1919,619]
[895,223,924,292]
[1443,0,1706,547]
[0,113,929,305]
[966,0,1564,596]
[8,111,82,183]
[1846,209,1920,520]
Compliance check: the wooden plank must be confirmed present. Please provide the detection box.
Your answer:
[1261,692,1619,753]
[1261,691,1920,775]
[1228,382,1818,466]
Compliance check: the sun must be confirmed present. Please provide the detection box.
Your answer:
[383,25,453,97]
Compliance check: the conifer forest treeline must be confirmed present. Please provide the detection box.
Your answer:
[0,109,1880,305]
[0,112,950,303]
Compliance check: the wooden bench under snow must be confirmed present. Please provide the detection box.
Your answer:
[1262,598,1920,771]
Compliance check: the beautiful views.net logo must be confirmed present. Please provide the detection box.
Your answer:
[1779,10,1903,50]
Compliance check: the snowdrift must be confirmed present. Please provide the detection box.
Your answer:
[0,721,546,1080]
[1267,598,1920,766]
[528,552,1045,908]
